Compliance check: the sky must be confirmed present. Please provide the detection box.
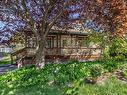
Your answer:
[0,21,5,30]
[0,1,104,43]
[0,21,11,42]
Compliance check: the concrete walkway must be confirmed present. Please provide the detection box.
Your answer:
[0,64,17,74]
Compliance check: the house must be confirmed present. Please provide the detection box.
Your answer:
[10,28,102,65]
[0,44,12,61]
[0,45,12,53]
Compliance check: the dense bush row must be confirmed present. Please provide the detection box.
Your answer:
[0,60,124,88]
[87,32,127,61]
[0,60,127,95]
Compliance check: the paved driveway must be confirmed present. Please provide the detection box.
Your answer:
[0,64,17,74]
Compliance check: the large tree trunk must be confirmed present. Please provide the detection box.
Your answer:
[35,38,46,69]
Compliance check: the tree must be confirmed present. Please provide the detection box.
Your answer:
[0,0,127,68]
[0,0,86,68]
[103,0,127,37]
[87,0,127,37]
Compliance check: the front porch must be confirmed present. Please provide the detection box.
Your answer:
[10,31,102,65]
[45,47,102,62]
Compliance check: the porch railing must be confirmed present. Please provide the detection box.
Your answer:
[46,47,102,55]
[11,47,102,65]
[45,47,102,61]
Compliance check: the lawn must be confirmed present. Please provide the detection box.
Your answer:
[1,77,127,95]
[0,55,11,65]
[78,77,127,95]
[0,61,127,95]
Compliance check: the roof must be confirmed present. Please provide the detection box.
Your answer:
[50,29,88,36]
[20,28,89,36]
[18,21,89,36]
[0,45,7,48]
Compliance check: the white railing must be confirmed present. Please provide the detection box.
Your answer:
[46,47,102,56]
[0,48,12,53]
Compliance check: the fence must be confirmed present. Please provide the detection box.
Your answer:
[0,48,12,53]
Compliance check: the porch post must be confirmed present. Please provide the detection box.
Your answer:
[71,35,73,54]
[25,32,28,48]
[59,35,61,55]
[10,54,13,64]
[57,34,59,54]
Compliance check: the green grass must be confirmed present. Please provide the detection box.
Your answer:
[77,77,127,95]
[0,83,63,95]
[0,55,11,65]
[0,66,65,95]
[0,61,127,95]
[1,75,127,95]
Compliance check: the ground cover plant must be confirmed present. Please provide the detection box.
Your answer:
[0,53,11,65]
[0,60,127,95]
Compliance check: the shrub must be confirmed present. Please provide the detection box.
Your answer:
[0,60,122,88]
[109,37,127,61]
[103,60,118,72]
[90,64,104,78]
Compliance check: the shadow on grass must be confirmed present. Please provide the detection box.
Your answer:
[0,61,11,65]
[78,77,127,95]
[1,61,127,95]
[0,83,63,95]
[0,66,65,95]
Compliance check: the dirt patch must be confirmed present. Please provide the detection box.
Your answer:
[87,70,127,85]
[114,70,127,83]
[96,73,111,85]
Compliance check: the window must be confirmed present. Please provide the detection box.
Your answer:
[27,36,36,48]
[46,37,52,48]
[62,39,67,47]
[61,36,77,48]
[78,37,86,47]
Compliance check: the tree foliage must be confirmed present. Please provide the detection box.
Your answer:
[0,0,127,67]
[88,0,127,36]
[0,0,86,67]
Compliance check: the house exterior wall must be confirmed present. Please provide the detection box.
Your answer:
[11,32,102,63]
[44,34,102,62]
[0,45,12,53]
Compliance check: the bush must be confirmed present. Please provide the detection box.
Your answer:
[0,60,122,89]
[109,37,127,61]
[102,60,119,72]
[90,64,104,78]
